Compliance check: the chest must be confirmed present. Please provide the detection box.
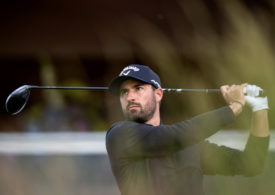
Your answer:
[147,144,204,195]
[149,144,201,171]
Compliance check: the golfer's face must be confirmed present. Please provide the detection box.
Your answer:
[119,79,157,123]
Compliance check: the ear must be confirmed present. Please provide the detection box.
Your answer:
[155,88,163,103]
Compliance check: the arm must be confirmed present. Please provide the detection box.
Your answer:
[249,106,269,137]
[106,106,235,159]
[201,85,270,176]
[200,135,269,176]
[245,84,269,137]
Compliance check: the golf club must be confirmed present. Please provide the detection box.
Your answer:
[5,85,221,115]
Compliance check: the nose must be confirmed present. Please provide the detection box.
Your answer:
[126,89,136,101]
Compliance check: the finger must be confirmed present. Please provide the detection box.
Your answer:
[238,83,247,95]
[220,85,229,92]
[245,85,253,96]
[245,85,263,96]
[252,85,259,96]
[220,85,229,97]
[243,83,248,88]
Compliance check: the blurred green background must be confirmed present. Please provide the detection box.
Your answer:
[0,1,275,194]
[1,0,274,132]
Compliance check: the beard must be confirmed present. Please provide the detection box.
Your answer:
[123,94,157,123]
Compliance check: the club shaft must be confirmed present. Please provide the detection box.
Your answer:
[27,85,221,93]
[29,85,109,90]
[162,88,221,93]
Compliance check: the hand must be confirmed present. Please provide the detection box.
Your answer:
[220,84,247,106]
[244,85,269,112]
[220,84,247,115]
[243,85,264,97]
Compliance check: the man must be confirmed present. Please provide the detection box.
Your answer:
[106,64,269,195]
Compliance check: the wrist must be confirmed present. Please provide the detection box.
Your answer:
[229,102,243,116]
[245,96,269,112]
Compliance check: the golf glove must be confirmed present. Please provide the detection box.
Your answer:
[243,85,263,96]
[244,85,269,112]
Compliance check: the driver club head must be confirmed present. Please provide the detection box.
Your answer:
[5,85,31,115]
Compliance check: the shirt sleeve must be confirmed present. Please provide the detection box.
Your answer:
[200,135,270,176]
[106,106,235,159]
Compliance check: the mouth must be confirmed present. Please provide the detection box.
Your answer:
[129,105,140,110]
[127,103,141,111]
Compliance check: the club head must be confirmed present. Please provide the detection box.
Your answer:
[5,85,31,115]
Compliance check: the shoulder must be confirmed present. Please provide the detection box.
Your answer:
[106,121,140,140]
[107,121,136,134]
[107,120,154,133]
[105,121,151,153]
[106,121,156,142]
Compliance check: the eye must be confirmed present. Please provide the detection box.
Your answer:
[120,89,128,96]
[136,86,143,91]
